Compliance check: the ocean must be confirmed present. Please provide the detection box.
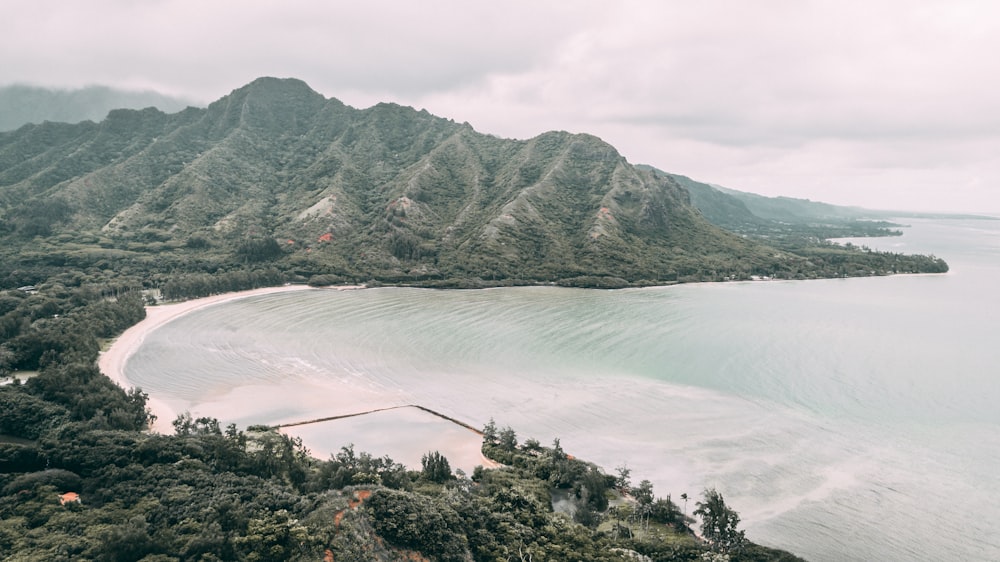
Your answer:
[124,217,1000,561]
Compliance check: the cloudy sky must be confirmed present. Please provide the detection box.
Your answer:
[4,0,999,213]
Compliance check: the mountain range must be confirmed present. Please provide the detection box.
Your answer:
[0,77,946,288]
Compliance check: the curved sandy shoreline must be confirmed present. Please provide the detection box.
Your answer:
[96,283,497,471]
[99,284,320,386]
[99,284,329,432]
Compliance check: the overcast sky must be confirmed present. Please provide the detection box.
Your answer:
[3,0,999,213]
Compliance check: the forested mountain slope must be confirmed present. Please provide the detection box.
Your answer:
[0,77,945,290]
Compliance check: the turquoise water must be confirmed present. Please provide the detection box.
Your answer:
[126,218,1000,561]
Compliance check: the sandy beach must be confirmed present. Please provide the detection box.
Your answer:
[97,283,498,472]
[99,284,350,432]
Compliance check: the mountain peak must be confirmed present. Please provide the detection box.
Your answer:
[242,76,321,97]
[222,77,328,107]
[205,77,330,133]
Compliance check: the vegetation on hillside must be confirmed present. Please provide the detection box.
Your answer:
[0,77,946,293]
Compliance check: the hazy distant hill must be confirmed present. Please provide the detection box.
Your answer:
[668,170,997,225]
[0,84,195,131]
[664,172,768,232]
[711,183,868,222]
[0,77,946,288]
[653,170,915,241]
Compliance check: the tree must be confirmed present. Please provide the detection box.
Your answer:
[245,430,311,487]
[94,514,156,561]
[615,464,632,491]
[575,466,609,514]
[498,426,517,451]
[235,237,283,263]
[694,488,746,554]
[632,479,654,506]
[650,496,680,525]
[632,479,655,532]
[482,418,498,446]
[172,412,221,436]
[421,450,453,483]
[234,509,312,561]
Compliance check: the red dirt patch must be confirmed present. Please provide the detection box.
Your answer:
[333,489,373,529]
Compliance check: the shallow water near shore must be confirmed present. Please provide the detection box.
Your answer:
[124,217,1000,562]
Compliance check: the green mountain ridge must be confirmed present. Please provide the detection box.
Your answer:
[0,77,945,289]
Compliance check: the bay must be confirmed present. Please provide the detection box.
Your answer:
[125,217,1000,561]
